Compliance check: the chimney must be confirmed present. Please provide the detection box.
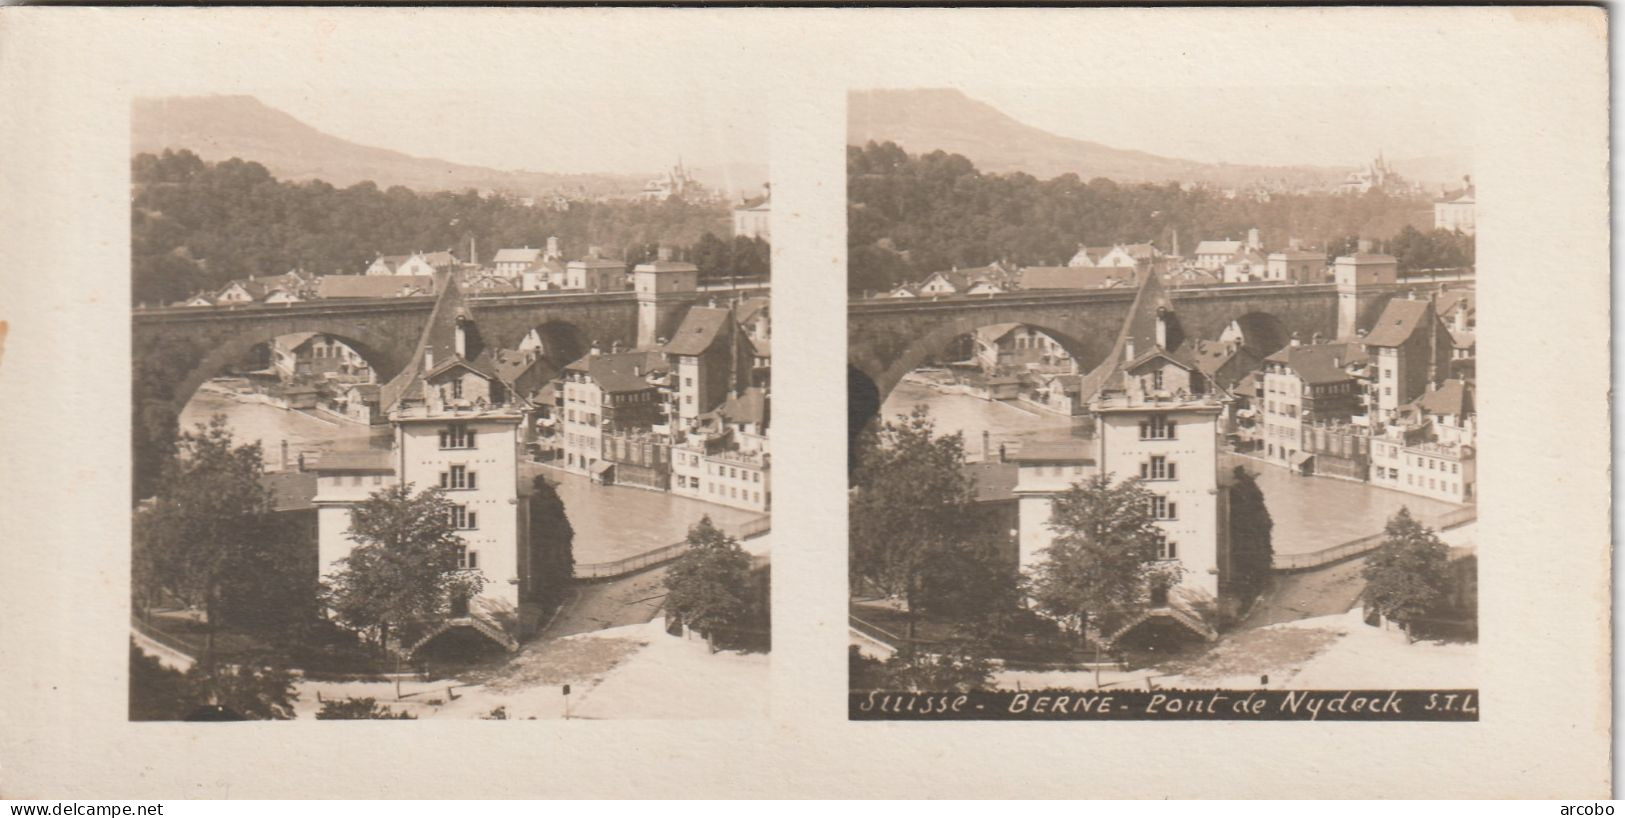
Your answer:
[982,429,990,460]
[454,320,467,358]
[281,440,289,472]
[469,235,478,267]
[1290,332,1302,348]
[1155,309,1169,350]
[611,340,622,353]
[1311,331,1324,345]
[425,348,434,370]
[546,236,560,260]
[590,342,601,357]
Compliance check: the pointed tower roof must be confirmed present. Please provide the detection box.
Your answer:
[1077,266,1188,403]
[380,272,470,413]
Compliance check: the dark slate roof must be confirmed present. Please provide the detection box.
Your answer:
[963,461,1019,503]
[260,471,319,512]
[716,387,768,426]
[565,350,668,394]
[1010,440,1095,464]
[661,306,732,356]
[313,449,395,473]
[1362,298,1435,347]
[1264,342,1361,385]
[1414,379,1473,418]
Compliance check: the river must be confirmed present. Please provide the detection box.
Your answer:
[880,379,1087,462]
[179,385,388,471]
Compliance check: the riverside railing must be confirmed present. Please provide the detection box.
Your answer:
[574,514,770,580]
[1272,505,1477,572]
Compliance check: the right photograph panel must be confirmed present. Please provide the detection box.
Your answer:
[846,86,1478,721]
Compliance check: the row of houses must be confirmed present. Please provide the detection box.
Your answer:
[549,293,772,513]
[1243,289,1476,503]
[171,236,723,307]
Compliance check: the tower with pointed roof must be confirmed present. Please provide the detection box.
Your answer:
[1014,269,1231,618]
[314,274,556,652]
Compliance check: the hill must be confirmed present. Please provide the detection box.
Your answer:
[132,95,707,199]
[849,88,1358,190]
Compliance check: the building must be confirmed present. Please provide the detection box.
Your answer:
[364,254,411,276]
[270,332,374,383]
[1221,249,1268,283]
[1362,296,1452,422]
[313,276,561,653]
[1370,380,1476,503]
[669,387,770,512]
[634,253,701,349]
[733,190,771,241]
[1011,270,1228,645]
[1065,245,1115,268]
[492,247,547,278]
[1434,188,1476,235]
[564,252,628,292]
[969,323,1071,375]
[1097,243,1167,274]
[1258,339,1367,468]
[662,305,750,426]
[1192,239,1244,271]
[1265,249,1326,284]
[557,348,669,477]
[395,251,461,277]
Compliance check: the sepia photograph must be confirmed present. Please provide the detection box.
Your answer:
[846,86,1480,718]
[127,88,773,720]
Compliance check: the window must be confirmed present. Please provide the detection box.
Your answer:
[449,505,478,530]
[1141,455,1176,481]
[1384,387,1392,397]
[1152,370,1164,390]
[439,423,474,449]
[459,547,479,570]
[350,475,362,486]
[441,465,477,490]
[372,474,382,485]
[753,472,761,483]
[1148,496,1177,520]
[1158,538,1179,560]
[451,378,464,399]
[1452,463,1459,474]
[685,377,693,387]
[1139,415,1176,440]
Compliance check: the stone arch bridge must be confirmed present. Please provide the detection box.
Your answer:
[848,279,1465,413]
[134,287,765,413]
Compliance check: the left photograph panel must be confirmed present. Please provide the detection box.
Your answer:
[128,92,772,720]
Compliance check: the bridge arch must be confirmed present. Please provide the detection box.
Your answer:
[853,315,1114,406]
[1220,311,1291,356]
[171,324,409,413]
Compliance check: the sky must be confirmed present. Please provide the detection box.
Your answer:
[253,87,769,176]
[961,85,1474,169]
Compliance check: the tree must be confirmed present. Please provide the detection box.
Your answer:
[316,697,417,720]
[525,475,575,610]
[1227,466,1275,601]
[131,418,280,648]
[664,516,755,652]
[130,643,299,720]
[1028,474,1182,641]
[848,631,994,693]
[321,484,484,649]
[181,658,299,720]
[1362,507,1451,638]
[850,407,1009,639]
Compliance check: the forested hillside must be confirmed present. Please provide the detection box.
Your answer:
[132,149,766,306]
[847,142,1467,294]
